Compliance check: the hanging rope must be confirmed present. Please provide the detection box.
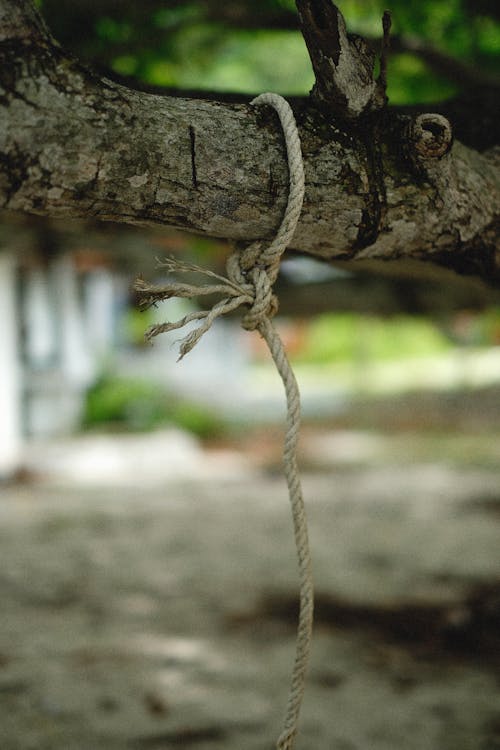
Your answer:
[134,92,313,750]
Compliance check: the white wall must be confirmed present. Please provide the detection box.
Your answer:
[0,252,22,477]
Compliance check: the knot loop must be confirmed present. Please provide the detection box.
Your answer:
[226,246,279,330]
[241,267,279,330]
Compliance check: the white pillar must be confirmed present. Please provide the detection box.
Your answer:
[23,266,55,369]
[52,254,94,387]
[84,268,116,358]
[0,252,22,477]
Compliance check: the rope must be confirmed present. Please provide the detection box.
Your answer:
[134,93,313,750]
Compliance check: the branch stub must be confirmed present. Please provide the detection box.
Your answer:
[410,113,453,160]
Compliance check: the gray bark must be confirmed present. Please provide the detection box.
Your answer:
[0,0,499,283]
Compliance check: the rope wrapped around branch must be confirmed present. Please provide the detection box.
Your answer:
[134,92,313,750]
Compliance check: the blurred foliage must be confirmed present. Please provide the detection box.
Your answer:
[481,308,500,345]
[38,0,499,104]
[292,313,452,365]
[447,308,500,346]
[386,54,457,104]
[83,375,226,438]
[123,307,157,347]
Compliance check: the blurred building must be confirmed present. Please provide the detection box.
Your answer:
[0,219,249,479]
[0,238,128,477]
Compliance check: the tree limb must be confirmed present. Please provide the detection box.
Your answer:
[295,0,387,117]
[0,0,499,285]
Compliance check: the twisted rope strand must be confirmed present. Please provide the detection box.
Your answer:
[259,317,314,750]
[134,93,313,750]
[249,93,306,282]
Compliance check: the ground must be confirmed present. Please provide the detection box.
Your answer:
[1,396,500,750]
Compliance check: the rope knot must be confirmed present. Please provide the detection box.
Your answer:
[241,266,279,330]
[226,249,279,331]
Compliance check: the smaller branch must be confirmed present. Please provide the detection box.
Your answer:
[0,0,56,45]
[295,1,388,118]
[376,11,392,97]
[408,113,453,161]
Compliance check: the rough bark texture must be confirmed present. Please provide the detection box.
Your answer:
[0,0,499,284]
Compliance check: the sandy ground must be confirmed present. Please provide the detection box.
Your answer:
[1,428,500,750]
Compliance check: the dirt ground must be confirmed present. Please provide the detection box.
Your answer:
[1,422,500,750]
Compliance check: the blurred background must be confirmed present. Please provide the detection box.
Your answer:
[1,2,500,749]
[2,0,500,480]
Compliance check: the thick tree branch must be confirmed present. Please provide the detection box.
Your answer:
[0,0,499,284]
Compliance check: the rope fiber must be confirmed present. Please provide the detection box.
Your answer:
[135,92,314,750]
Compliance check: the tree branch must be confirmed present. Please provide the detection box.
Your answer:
[295,0,387,117]
[0,0,499,285]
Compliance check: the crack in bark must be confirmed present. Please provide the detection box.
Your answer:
[188,124,198,190]
[150,174,161,211]
[354,127,387,250]
[0,83,39,110]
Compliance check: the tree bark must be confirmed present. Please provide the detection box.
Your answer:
[0,0,499,284]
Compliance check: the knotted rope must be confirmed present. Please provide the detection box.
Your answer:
[134,93,313,750]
